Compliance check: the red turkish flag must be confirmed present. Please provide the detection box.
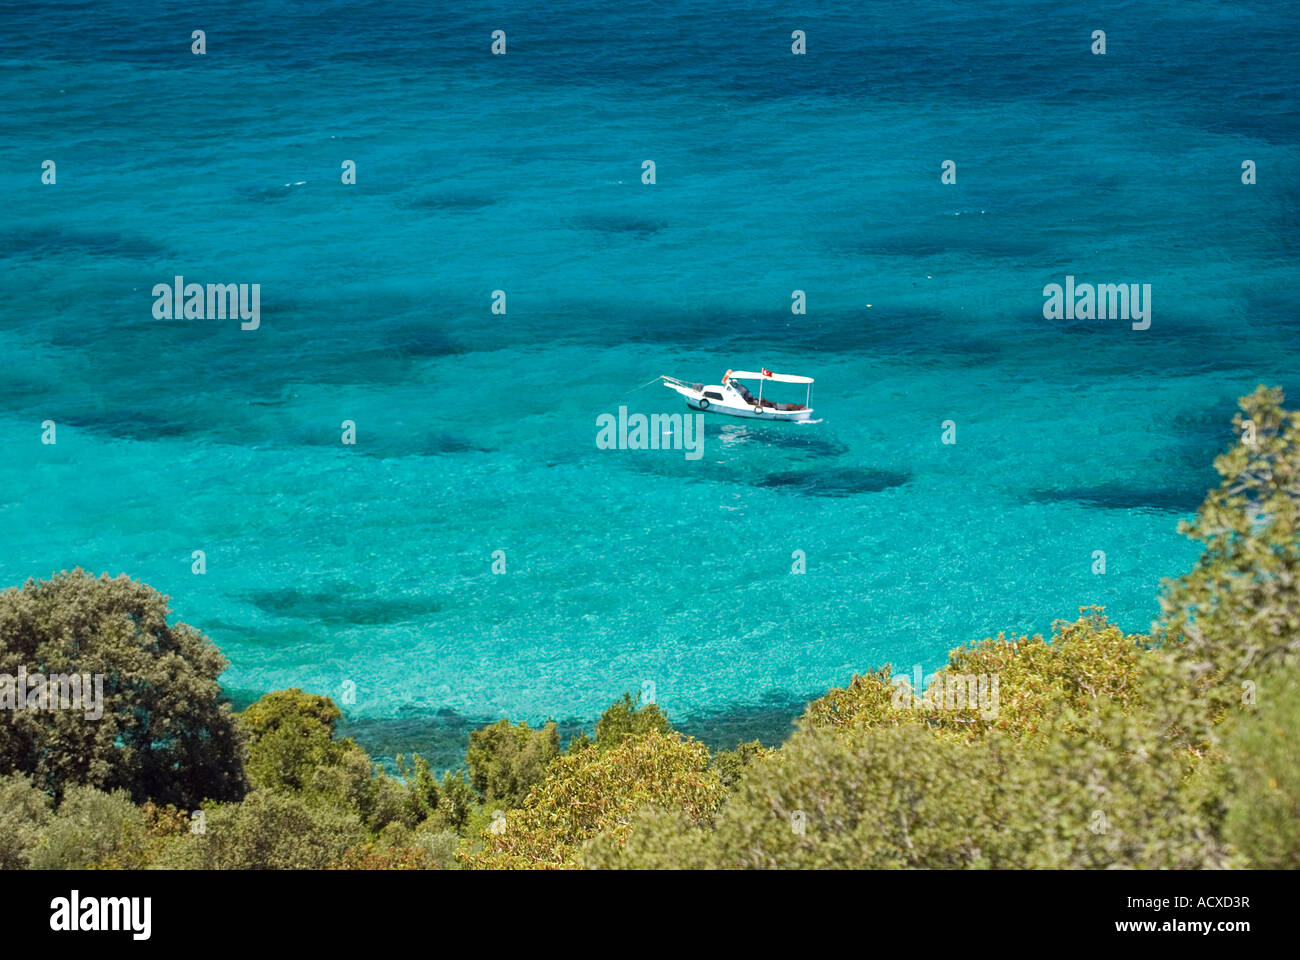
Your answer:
[761,368,773,377]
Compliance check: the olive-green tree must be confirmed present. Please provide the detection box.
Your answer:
[466,718,561,808]
[0,773,52,869]
[241,689,414,833]
[469,729,724,869]
[587,723,1009,870]
[26,784,148,870]
[1222,665,1300,867]
[241,689,356,793]
[177,790,368,870]
[1158,385,1300,715]
[802,610,1149,746]
[0,570,245,807]
[594,692,672,748]
[590,699,1233,870]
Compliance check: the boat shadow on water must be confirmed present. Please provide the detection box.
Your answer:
[714,422,849,458]
[627,447,912,499]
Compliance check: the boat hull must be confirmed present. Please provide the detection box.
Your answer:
[684,396,813,421]
[661,375,814,422]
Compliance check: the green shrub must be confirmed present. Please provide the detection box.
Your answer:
[593,698,1233,871]
[586,723,1008,869]
[594,692,672,748]
[802,609,1148,746]
[470,729,723,869]
[0,773,52,869]
[240,689,351,793]
[1223,666,1300,867]
[241,688,412,833]
[466,719,561,808]
[709,739,771,789]
[28,785,148,869]
[186,790,367,870]
[0,569,245,806]
[1158,385,1300,716]
[331,821,461,870]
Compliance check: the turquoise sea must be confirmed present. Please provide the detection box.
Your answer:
[2,1,1297,767]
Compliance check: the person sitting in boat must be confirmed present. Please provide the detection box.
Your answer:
[729,377,757,406]
[727,376,774,409]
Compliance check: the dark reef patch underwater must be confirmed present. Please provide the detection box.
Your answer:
[756,467,913,497]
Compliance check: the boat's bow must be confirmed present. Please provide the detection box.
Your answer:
[660,375,703,400]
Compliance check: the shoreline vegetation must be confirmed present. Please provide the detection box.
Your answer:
[2,386,1297,870]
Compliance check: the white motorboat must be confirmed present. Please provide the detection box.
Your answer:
[660,368,815,421]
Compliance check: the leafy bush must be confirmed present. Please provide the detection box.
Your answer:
[184,790,367,870]
[28,785,148,869]
[802,609,1148,745]
[466,719,560,808]
[710,739,771,789]
[0,773,52,869]
[429,769,476,834]
[586,723,1008,869]
[470,729,724,869]
[0,569,245,807]
[592,698,1232,870]
[241,689,353,793]
[241,689,410,833]
[594,692,672,748]
[1158,385,1300,715]
[331,822,460,870]
[1223,666,1300,867]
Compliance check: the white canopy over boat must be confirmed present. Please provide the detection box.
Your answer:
[725,370,814,384]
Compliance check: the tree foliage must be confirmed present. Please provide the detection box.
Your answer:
[0,569,245,807]
[179,790,368,870]
[26,784,149,870]
[594,692,672,748]
[240,689,412,834]
[1222,665,1300,868]
[0,773,52,869]
[1158,385,1300,714]
[469,729,724,869]
[241,689,349,793]
[802,609,1148,746]
[465,718,560,808]
[591,697,1232,870]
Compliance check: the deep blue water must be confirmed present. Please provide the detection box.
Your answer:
[2,1,1297,768]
